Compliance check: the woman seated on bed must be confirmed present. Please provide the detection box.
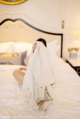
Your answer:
[13,38,47,85]
[13,38,55,110]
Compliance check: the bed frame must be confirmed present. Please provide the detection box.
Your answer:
[0,18,63,58]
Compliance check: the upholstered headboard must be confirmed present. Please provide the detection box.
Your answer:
[0,18,63,57]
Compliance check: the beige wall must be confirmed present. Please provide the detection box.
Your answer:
[63,0,80,58]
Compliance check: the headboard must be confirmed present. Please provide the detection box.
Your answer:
[0,18,63,57]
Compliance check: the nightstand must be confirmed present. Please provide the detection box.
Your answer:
[66,57,80,76]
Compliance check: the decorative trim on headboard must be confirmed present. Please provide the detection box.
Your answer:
[0,18,63,58]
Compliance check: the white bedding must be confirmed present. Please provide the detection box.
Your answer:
[0,58,80,119]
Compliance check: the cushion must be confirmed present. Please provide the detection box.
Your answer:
[0,42,32,56]
[13,42,32,56]
[0,40,60,63]
[0,42,14,52]
[47,39,60,61]
[0,51,27,65]
[13,40,60,59]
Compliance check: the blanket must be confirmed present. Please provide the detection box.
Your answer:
[21,41,55,110]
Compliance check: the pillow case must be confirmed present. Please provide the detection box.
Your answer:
[0,42,32,56]
[0,42,14,52]
[0,51,27,65]
[0,40,60,64]
[47,39,60,61]
[13,42,32,56]
[12,40,60,58]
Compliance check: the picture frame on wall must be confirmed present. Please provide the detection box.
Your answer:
[0,0,27,5]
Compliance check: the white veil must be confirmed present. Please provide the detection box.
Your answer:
[21,41,55,110]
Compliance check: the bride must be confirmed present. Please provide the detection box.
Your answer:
[13,38,55,110]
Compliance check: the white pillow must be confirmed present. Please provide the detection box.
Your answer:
[12,40,60,60]
[0,40,60,61]
[13,42,32,56]
[0,42,14,52]
[47,39,60,61]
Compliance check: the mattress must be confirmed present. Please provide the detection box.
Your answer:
[0,58,80,119]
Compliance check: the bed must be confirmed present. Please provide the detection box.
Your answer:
[0,18,80,119]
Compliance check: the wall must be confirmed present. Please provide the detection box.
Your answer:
[64,0,80,59]
[0,0,80,59]
[0,0,65,32]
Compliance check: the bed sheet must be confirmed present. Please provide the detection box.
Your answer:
[0,58,80,119]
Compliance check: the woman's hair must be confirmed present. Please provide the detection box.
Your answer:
[37,38,47,47]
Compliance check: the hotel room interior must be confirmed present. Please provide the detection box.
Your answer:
[0,0,80,118]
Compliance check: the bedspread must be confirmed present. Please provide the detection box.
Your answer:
[0,58,80,119]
